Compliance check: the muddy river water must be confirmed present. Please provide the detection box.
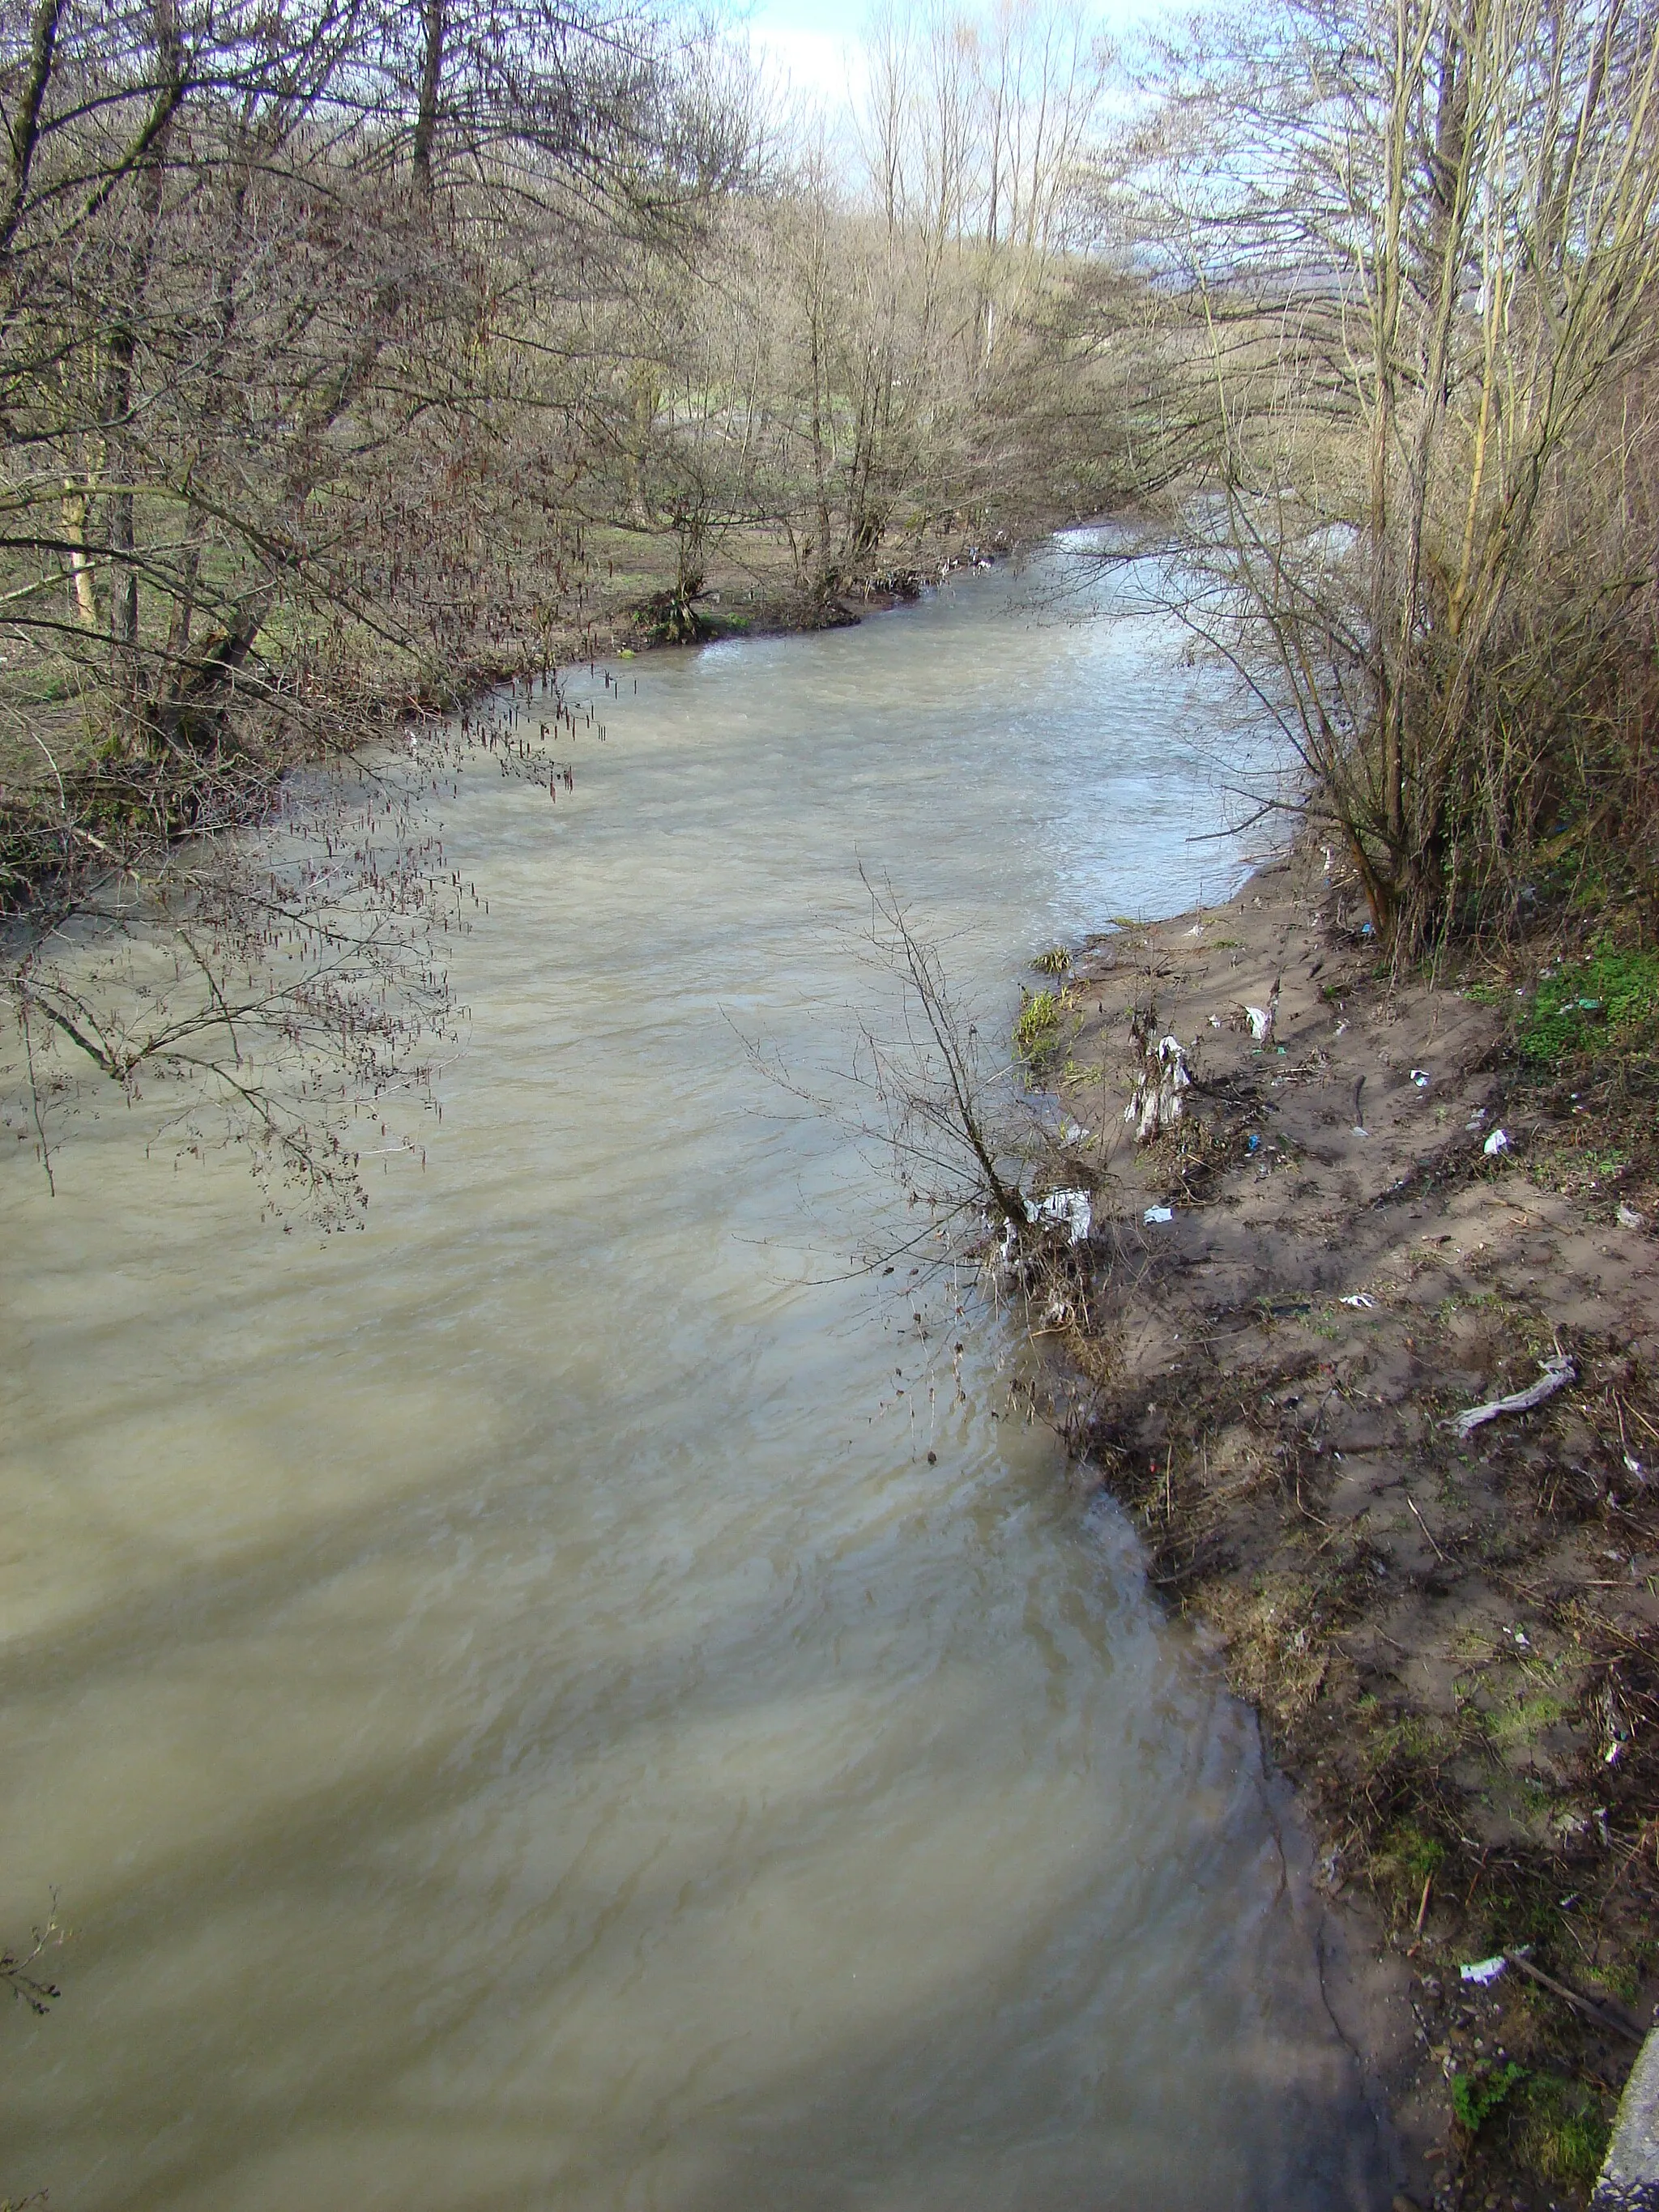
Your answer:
[1,540,1388,2209]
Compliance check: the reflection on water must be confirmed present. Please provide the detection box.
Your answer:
[0,539,1386,2209]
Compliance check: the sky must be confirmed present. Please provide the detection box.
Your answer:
[740,0,851,109]
[738,0,1177,116]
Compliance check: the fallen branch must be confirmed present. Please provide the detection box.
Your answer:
[1502,1951,1643,2044]
[1450,1356,1576,1440]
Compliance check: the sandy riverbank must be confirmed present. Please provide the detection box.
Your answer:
[1043,841,1659,2210]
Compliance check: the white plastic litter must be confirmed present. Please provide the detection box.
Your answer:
[1483,1127,1511,1155]
[1026,1189,1092,1245]
[1618,1202,1645,1230]
[1461,1955,1508,1986]
[1144,1204,1174,1225]
[1451,1353,1576,1439]
[1340,1292,1378,1309]
[1243,977,1282,1047]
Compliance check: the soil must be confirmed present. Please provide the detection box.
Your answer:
[1043,841,1659,2211]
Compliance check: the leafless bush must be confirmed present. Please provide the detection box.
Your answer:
[737,868,1107,1347]
[5,696,578,1218]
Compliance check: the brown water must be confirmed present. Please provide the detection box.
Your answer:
[1,540,1388,2210]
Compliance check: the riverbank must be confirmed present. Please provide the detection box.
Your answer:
[1047,841,1659,2210]
[0,522,1021,906]
[580,524,1018,651]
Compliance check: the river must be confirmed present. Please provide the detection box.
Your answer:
[0,537,1388,2209]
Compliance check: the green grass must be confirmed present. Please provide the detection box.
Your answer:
[1510,2072,1610,2187]
[1518,946,1659,1065]
[1380,1820,1446,1882]
[1013,987,1070,1072]
[1485,1688,1576,1753]
[1593,1952,1644,2003]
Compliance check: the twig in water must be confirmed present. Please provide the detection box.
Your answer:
[18,984,55,1197]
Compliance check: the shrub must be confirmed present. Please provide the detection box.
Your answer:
[1451,2061,1526,2133]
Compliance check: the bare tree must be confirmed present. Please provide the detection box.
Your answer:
[1115,0,1659,949]
[0,0,743,1212]
[0,0,1128,1214]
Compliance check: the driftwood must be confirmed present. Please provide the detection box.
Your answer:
[1451,1355,1576,1439]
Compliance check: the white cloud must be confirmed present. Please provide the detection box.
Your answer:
[748,22,856,115]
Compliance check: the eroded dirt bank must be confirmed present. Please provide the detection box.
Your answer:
[1043,844,1659,2210]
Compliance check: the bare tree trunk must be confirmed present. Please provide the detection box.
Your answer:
[104,0,182,725]
[61,477,98,627]
[412,0,445,205]
[0,0,65,256]
[808,294,834,599]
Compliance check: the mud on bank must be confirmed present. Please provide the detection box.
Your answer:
[1038,844,1659,2210]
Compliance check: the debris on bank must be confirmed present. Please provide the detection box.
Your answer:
[1041,842,1659,2212]
[1026,1188,1092,1244]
